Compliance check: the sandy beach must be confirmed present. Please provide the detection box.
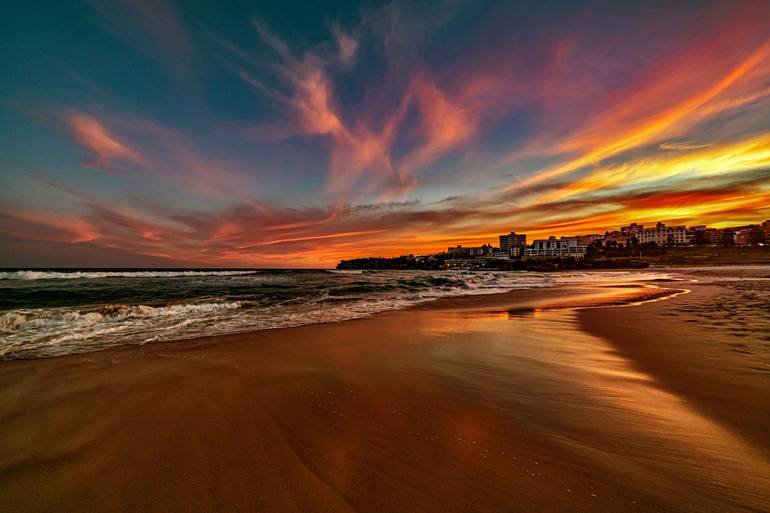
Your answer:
[1,272,769,512]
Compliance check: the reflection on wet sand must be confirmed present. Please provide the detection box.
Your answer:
[420,308,770,510]
[0,278,768,512]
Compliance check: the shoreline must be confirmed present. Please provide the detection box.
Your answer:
[3,277,682,363]
[1,271,769,512]
[1,269,676,362]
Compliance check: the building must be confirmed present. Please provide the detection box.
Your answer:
[602,230,629,246]
[445,259,472,269]
[442,218,767,265]
[447,244,494,258]
[734,229,751,246]
[733,225,766,246]
[468,244,494,256]
[577,234,603,246]
[620,223,644,237]
[636,223,687,246]
[705,228,723,245]
[686,225,707,244]
[524,236,587,258]
[689,226,721,245]
[447,245,468,258]
[499,232,527,256]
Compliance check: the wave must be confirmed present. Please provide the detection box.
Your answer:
[0,270,259,281]
[0,269,675,360]
[0,301,245,333]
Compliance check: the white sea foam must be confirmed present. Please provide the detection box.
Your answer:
[0,270,259,280]
[0,301,244,333]
[0,269,674,359]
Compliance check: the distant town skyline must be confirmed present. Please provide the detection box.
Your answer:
[3,1,770,268]
[445,217,770,260]
[336,218,770,270]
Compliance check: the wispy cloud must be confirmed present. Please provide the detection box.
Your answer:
[66,112,146,171]
[659,141,712,151]
[62,109,256,198]
[5,1,770,266]
[511,37,770,191]
[5,165,769,267]
[225,9,502,203]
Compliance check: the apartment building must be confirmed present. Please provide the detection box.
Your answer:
[499,232,527,256]
[636,223,687,245]
[447,244,494,258]
[524,236,587,258]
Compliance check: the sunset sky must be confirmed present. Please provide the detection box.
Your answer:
[2,0,770,267]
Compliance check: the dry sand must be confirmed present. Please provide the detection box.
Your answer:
[1,276,769,512]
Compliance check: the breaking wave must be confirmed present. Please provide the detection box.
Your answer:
[0,269,672,360]
[1,301,245,333]
[0,270,259,281]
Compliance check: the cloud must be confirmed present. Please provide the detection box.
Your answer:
[8,1,770,267]
[658,141,713,151]
[62,109,255,198]
[226,11,499,203]
[0,209,100,244]
[516,39,770,190]
[331,24,359,64]
[497,3,770,194]
[5,164,770,267]
[67,112,146,171]
[536,132,770,204]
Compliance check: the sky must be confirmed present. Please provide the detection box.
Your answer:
[2,0,770,268]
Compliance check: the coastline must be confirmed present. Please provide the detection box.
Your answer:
[1,273,769,512]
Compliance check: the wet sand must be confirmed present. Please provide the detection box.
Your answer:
[1,277,769,512]
[580,272,770,459]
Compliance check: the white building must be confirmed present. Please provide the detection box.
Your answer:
[636,223,687,245]
[524,236,587,258]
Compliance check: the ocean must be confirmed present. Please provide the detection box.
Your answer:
[0,268,671,360]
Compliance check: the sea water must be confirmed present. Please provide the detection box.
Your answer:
[0,268,671,359]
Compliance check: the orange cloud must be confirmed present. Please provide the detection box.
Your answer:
[14,4,770,268]
[539,132,770,204]
[4,175,770,268]
[514,39,770,191]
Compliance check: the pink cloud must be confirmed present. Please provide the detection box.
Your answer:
[67,112,146,170]
[229,21,501,204]
[62,110,257,199]
[5,166,770,268]
[0,209,100,244]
